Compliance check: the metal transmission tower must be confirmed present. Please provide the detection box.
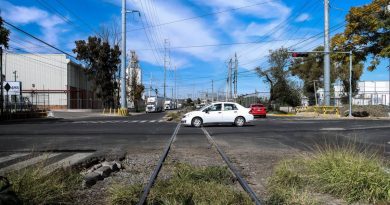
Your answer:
[226,59,233,101]
[323,0,331,105]
[233,53,238,101]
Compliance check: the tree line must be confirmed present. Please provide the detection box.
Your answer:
[256,0,389,108]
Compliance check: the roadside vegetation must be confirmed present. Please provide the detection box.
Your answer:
[266,147,390,204]
[109,163,252,205]
[165,106,194,122]
[4,162,82,204]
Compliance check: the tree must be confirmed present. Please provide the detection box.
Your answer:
[341,0,389,71]
[256,48,301,108]
[127,51,144,112]
[0,16,10,48]
[290,46,337,105]
[73,36,121,108]
[290,45,363,105]
[186,98,193,105]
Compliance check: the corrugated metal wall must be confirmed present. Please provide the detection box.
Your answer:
[3,53,68,107]
[2,53,98,109]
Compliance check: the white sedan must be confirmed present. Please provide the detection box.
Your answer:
[181,102,254,127]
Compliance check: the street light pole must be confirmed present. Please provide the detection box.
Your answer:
[121,0,127,109]
[121,0,139,110]
[324,0,331,106]
[348,51,353,118]
[0,47,3,116]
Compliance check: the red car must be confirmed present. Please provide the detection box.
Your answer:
[249,104,267,118]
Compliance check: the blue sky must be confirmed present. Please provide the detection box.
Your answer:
[1,0,388,99]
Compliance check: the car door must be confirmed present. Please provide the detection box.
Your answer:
[202,103,223,123]
[222,103,239,122]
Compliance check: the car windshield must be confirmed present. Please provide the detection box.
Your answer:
[251,104,264,108]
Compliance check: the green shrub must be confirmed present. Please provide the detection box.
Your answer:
[267,148,390,204]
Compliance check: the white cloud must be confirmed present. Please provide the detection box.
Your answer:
[295,13,310,22]
[124,0,220,67]
[1,0,68,46]
[195,0,291,20]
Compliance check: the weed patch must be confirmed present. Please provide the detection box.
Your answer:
[266,148,390,204]
[5,163,82,205]
[109,163,253,205]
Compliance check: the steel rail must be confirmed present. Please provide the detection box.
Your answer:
[137,123,181,205]
[202,127,262,205]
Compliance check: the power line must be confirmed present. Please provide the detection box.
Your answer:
[54,0,102,37]
[236,0,319,60]
[126,0,280,33]
[139,1,165,63]
[3,20,77,59]
[133,37,308,50]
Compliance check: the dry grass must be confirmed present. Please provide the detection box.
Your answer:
[5,163,82,205]
[266,147,390,204]
[108,163,253,205]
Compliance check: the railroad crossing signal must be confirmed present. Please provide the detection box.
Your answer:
[292,52,309,57]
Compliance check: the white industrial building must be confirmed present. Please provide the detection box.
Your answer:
[316,81,390,106]
[126,50,143,109]
[1,53,99,109]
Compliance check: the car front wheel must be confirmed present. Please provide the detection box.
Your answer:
[234,116,245,127]
[191,117,203,128]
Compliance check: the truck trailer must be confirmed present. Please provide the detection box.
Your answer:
[146,96,164,113]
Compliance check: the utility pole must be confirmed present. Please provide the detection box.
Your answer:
[149,73,152,98]
[348,51,353,118]
[226,61,230,102]
[233,53,238,101]
[313,80,318,106]
[228,58,233,101]
[323,0,331,106]
[174,66,177,106]
[211,80,214,102]
[0,47,3,116]
[163,39,169,107]
[120,0,139,109]
[13,70,17,81]
[120,0,127,109]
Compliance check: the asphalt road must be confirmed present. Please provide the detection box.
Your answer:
[0,113,389,161]
[203,117,390,156]
[0,112,176,152]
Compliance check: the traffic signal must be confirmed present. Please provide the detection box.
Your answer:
[292,52,309,57]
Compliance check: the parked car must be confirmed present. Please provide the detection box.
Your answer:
[181,102,254,127]
[249,104,267,118]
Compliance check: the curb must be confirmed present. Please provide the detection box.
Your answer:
[268,114,296,117]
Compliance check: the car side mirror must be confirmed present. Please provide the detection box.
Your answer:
[204,109,209,113]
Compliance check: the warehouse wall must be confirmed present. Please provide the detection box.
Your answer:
[2,53,68,107]
[2,53,98,109]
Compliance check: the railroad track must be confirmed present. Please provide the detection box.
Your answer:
[137,124,262,205]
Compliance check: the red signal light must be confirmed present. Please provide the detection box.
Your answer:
[292,52,309,57]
